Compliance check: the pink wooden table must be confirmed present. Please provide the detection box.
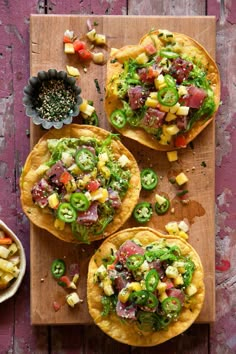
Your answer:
[0,1,235,353]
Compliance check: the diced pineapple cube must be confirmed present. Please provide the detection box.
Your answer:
[176,106,189,116]
[98,152,109,162]
[165,112,177,122]
[35,164,50,176]
[174,274,184,286]
[154,74,166,90]
[136,52,149,65]
[127,282,142,292]
[95,33,107,45]
[178,85,188,96]
[157,281,167,293]
[90,188,108,203]
[145,97,159,108]
[118,154,130,167]
[92,52,105,64]
[166,265,179,279]
[61,152,74,167]
[66,65,80,77]
[86,29,97,42]
[165,221,179,235]
[165,125,180,136]
[178,220,189,232]
[185,283,197,297]
[169,102,180,114]
[79,99,95,116]
[159,104,170,113]
[149,92,158,99]
[65,179,77,193]
[95,264,108,281]
[54,218,65,231]
[175,172,189,186]
[0,246,10,259]
[159,133,171,145]
[48,193,60,209]
[8,243,18,256]
[103,277,114,296]
[64,43,75,54]
[159,291,168,302]
[118,287,131,303]
[178,231,189,240]
[155,194,167,206]
[66,292,82,307]
[167,150,178,162]
[100,166,111,180]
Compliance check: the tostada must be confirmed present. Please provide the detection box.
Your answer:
[20,124,141,243]
[87,227,205,346]
[105,29,220,150]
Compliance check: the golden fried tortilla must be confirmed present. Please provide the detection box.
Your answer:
[20,124,141,243]
[105,29,220,151]
[87,227,205,346]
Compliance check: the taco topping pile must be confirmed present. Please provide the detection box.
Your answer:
[105,29,220,149]
[93,236,199,332]
[30,135,132,243]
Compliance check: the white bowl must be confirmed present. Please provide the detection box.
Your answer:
[0,220,26,303]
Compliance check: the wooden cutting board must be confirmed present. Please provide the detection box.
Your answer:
[29,15,216,324]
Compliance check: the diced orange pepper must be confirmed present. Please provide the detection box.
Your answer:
[0,237,12,245]
[59,171,73,184]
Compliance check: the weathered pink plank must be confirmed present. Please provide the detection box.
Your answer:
[0,1,49,353]
[207,1,236,353]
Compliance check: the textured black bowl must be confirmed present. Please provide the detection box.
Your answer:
[23,69,82,129]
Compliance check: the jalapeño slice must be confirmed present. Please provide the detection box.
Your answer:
[146,292,158,309]
[158,87,179,107]
[164,74,176,87]
[110,109,127,129]
[129,290,149,306]
[126,254,145,270]
[51,259,66,279]
[57,202,77,223]
[159,49,179,59]
[75,148,96,172]
[145,269,159,292]
[162,296,182,316]
[70,192,90,211]
[140,168,158,191]
[155,197,170,215]
[133,202,153,223]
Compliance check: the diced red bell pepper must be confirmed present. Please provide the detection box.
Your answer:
[216,259,230,272]
[59,171,73,184]
[77,49,92,60]
[86,180,100,192]
[174,135,187,148]
[144,43,157,55]
[63,35,73,43]
[73,39,86,52]
[53,301,61,312]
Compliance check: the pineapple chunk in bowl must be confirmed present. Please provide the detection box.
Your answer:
[0,220,26,303]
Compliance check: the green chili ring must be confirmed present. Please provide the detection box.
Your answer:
[51,259,66,279]
[133,202,153,223]
[155,197,170,215]
[110,109,127,129]
[158,86,179,107]
[140,168,158,191]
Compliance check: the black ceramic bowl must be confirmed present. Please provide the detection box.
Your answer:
[23,69,82,129]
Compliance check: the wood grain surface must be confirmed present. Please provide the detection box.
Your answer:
[29,14,216,325]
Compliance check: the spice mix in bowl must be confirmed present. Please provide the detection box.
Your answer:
[23,69,82,129]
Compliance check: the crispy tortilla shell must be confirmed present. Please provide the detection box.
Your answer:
[87,227,205,346]
[105,30,220,151]
[20,124,141,243]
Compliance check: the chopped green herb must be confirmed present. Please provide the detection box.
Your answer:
[94,79,101,94]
